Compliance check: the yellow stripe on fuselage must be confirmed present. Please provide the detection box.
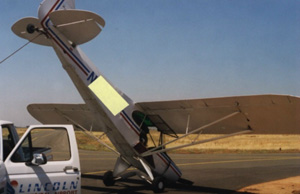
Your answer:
[88,76,129,116]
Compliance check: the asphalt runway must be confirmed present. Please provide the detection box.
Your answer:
[79,150,300,194]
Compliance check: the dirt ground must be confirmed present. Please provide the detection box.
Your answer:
[238,176,300,194]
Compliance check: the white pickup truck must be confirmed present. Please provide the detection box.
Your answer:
[0,120,81,194]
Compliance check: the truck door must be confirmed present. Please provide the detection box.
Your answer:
[1,124,19,161]
[0,123,20,194]
[4,125,80,194]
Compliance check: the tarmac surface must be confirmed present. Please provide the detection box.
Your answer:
[79,150,300,194]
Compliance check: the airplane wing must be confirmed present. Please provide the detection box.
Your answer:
[27,103,106,131]
[136,95,300,135]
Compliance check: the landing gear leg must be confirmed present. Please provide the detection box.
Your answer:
[103,171,115,186]
[152,176,165,193]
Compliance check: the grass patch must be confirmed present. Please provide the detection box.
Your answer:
[17,128,300,154]
[16,128,27,138]
[75,131,115,152]
[74,131,300,154]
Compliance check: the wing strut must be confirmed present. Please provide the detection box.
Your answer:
[185,114,190,134]
[54,108,120,155]
[142,111,251,157]
[142,129,251,157]
[138,158,154,181]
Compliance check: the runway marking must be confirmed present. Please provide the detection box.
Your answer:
[82,156,300,175]
[79,152,117,156]
[84,170,107,175]
[80,158,116,161]
[177,156,300,166]
[84,167,136,175]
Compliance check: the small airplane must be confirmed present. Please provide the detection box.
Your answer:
[11,0,300,193]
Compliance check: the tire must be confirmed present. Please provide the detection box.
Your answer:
[103,171,115,186]
[152,176,165,193]
[26,24,36,34]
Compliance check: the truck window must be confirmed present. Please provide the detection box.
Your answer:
[11,128,71,163]
[2,125,16,161]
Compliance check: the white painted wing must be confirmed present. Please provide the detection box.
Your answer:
[49,10,105,45]
[136,95,300,134]
[27,104,106,131]
[11,17,52,46]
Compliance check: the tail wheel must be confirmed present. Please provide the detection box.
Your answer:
[26,24,36,34]
[152,176,165,193]
[103,170,115,186]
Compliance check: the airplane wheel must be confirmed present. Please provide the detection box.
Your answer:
[26,24,36,34]
[152,176,165,193]
[103,171,115,186]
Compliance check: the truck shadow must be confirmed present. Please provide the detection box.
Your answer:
[81,174,254,194]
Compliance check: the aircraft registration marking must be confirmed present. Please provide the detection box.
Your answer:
[89,76,129,116]
[176,156,300,167]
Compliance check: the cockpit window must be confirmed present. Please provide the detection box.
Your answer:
[132,111,178,148]
[132,111,152,146]
[132,111,155,128]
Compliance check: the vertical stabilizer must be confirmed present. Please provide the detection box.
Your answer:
[38,0,75,21]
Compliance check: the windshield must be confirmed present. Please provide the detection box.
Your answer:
[132,111,177,148]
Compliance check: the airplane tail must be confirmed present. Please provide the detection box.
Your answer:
[38,0,75,20]
[12,0,136,138]
[11,0,105,46]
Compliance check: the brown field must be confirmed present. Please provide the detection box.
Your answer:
[16,128,300,153]
[166,133,300,153]
[16,128,27,137]
[75,130,300,153]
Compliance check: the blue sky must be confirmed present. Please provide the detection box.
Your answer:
[0,0,299,126]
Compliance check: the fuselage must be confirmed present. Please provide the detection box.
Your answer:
[38,0,181,182]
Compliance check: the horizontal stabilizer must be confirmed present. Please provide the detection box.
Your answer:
[27,103,105,131]
[49,10,105,45]
[11,17,52,46]
[137,95,300,134]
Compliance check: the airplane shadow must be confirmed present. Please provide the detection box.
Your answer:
[81,174,254,194]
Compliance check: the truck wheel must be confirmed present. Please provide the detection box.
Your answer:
[152,176,165,193]
[103,171,115,186]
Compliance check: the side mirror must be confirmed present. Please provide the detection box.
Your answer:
[26,153,47,166]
